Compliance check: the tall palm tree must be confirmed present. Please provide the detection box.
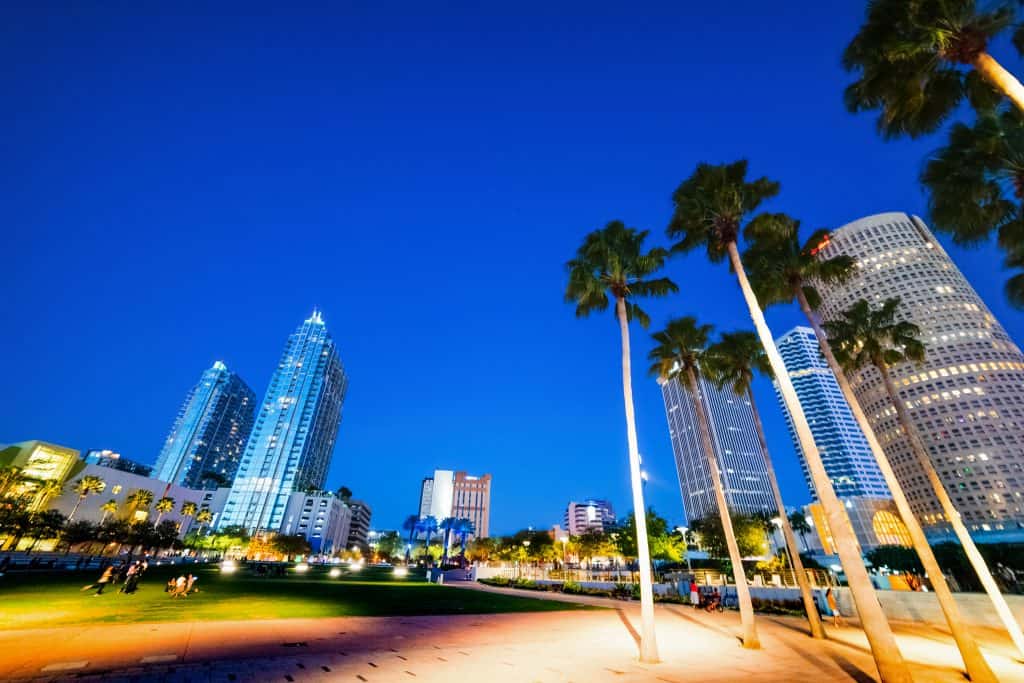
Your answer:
[455,518,475,558]
[0,467,21,498]
[565,220,678,663]
[827,297,1024,661]
[179,501,198,531]
[648,317,760,649]
[788,512,811,552]
[417,515,438,557]
[667,160,910,682]
[99,499,119,524]
[126,489,154,519]
[703,330,824,640]
[921,106,1024,306]
[843,0,1024,139]
[154,496,175,524]
[744,216,998,680]
[195,509,214,534]
[439,517,457,563]
[402,514,419,562]
[67,476,106,522]
[32,480,64,511]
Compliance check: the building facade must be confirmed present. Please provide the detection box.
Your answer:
[774,327,890,499]
[0,441,82,511]
[815,212,1024,536]
[418,469,491,538]
[84,449,153,477]
[153,361,256,490]
[346,499,372,551]
[658,375,775,523]
[219,311,349,532]
[564,499,615,536]
[280,491,353,554]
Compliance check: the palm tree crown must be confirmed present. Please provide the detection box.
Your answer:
[666,160,779,262]
[195,509,214,526]
[703,331,771,395]
[824,298,926,372]
[127,489,154,510]
[565,220,678,328]
[181,501,198,517]
[742,214,856,311]
[647,316,713,382]
[74,476,106,498]
[843,0,1016,138]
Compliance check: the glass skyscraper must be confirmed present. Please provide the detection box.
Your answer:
[153,361,256,490]
[773,327,890,499]
[658,374,775,523]
[219,310,348,532]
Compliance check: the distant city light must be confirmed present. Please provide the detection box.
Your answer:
[328,567,341,578]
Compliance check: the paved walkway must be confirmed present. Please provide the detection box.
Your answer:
[4,582,1024,682]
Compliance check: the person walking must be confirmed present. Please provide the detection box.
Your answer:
[826,587,845,627]
[690,582,701,609]
[81,565,115,596]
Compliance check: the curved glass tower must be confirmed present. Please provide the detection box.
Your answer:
[219,310,348,532]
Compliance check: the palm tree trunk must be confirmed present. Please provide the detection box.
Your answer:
[687,367,759,649]
[726,242,910,682]
[876,359,1024,663]
[796,289,998,680]
[974,52,1024,115]
[68,495,85,523]
[747,386,825,640]
[615,295,659,663]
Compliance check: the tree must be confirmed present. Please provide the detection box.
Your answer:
[67,476,106,522]
[126,489,154,518]
[703,328,825,639]
[921,106,1024,306]
[195,509,214,534]
[843,0,1023,139]
[827,297,1024,662]
[565,220,677,663]
[439,517,458,563]
[742,214,994,674]
[466,537,496,562]
[0,467,20,497]
[691,514,766,559]
[32,480,63,511]
[271,533,311,560]
[454,518,475,557]
[100,499,119,524]
[648,315,759,649]
[667,160,909,681]
[337,486,353,502]
[416,516,439,560]
[868,546,925,575]
[154,520,180,551]
[402,514,419,562]
[25,510,66,552]
[154,497,175,524]
[179,500,198,527]
[61,520,98,552]
[376,531,403,561]
[788,512,812,552]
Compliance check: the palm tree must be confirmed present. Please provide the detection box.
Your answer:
[417,515,438,558]
[402,514,419,562]
[843,0,1024,139]
[565,220,678,663]
[99,499,119,524]
[179,501,198,531]
[745,216,998,680]
[667,160,910,682]
[827,297,1024,661]
[126,489,154,519]
[455,518,476,558]
[788,512,812,552]
[67,476,106,522]
[704,330,824,640]
[439,517,458,563]
[0,467,21,497]
[153,497,175,524]
[648,317,760,649]
[31,480,64,511]
[195,509,214,534]
[921,106,1024,306]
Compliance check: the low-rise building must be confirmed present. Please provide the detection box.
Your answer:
[346,499,372,551]
[280,491,353,554]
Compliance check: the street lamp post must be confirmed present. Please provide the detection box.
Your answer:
[676,526,692,573]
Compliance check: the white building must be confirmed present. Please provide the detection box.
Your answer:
[346,499,372,551]
[280,491,352,554]
[564,499,615,536]
[815,212,1024,537]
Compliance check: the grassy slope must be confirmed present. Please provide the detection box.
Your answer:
[0,564,593,630]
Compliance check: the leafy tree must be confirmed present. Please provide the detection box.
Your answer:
[868,545,925,574]
[337,486,353,502]
[126,521,157,552]
[691,514,767,560]
[375,531,403,561]
[25,510,66,552]
[565,219,677,663]
[466,537,497,562]
[154,520,180,550]
[843,0,1023,139]
[271,533,311,560]
[61,520,98,552]
[68,476,106,522]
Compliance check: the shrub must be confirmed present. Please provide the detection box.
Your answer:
[562,580,582,594]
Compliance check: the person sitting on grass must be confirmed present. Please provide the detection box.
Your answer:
[170,574,188,598]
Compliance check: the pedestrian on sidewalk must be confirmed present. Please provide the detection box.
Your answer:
[690,583,700,608]
[826,587,844,627]
[81,565,115,596]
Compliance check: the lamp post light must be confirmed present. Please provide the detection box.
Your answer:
[675,526,692,573]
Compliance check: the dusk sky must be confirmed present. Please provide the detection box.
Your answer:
[4,1,1023,535]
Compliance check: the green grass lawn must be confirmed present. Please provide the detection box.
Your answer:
[0,563,594,630]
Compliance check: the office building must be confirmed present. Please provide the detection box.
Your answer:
[815,212,1024,536]
[281,491,353,554]
[564,499,616,536]
[418,469,491,538]
[0,441,81,511]
[153,361,256,490]
[658,374,775,523]
[84,449,153,477]
[219,311,349,532]
[346,499,372,551]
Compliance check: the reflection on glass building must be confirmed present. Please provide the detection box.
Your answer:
[658,374,774,523]
[219,310,348,532]
[153,361,256,490]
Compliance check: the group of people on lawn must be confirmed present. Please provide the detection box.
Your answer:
[81,560,198,598]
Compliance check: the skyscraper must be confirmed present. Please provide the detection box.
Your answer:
[152,361,256,489]
[774,327,889,499]
[658,375,774,523]
[814,212,1024,536]
[219,311,348,532]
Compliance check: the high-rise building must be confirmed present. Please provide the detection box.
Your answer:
[659,374,775,523]
[219,311,349,532]
[814,212,1024,536]
[346,499,372,551]
[564,499,615,536]
[84,449,153,477]
[774,327,890,499]
[417,469,491,538]
[153,361,256,490]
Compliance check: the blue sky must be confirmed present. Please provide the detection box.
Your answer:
[3,1,1022,535]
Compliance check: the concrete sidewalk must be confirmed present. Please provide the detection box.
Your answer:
[4,582,1024,682]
